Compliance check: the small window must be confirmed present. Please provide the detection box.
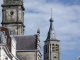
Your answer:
[56,47,58,48]
[5,35,7,39]
[52,50,54,52]
[10,11,14,15]
[52,47,54,49]
[56,49,58,51]
[54,56,57,58]
[45,45,47,53]
[3,31,5,35]
[10,30,13,35]
[56,44,58,46]
[52,44,54,46]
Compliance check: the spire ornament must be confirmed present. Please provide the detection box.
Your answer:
[37,28,40,34]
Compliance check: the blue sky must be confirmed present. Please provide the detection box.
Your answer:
[0,0,80,60]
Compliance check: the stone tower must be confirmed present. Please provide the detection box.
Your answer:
[44,17,60,60]
[1,0,25,35]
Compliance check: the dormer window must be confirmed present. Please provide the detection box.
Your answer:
[5,35,7,39]
[3,31,5,35]
[10,30,13,35]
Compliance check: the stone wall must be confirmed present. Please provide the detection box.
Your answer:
[17,51,37,60]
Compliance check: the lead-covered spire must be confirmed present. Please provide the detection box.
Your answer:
[46,9,56,40]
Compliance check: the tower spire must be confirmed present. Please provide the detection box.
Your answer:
[46,9,56,40]
[44,9,60,60]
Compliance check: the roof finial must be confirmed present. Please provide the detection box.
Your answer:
[50,8,53,22]
[51,8,52,18]
[37,25,40,34]
[37,28,40,34]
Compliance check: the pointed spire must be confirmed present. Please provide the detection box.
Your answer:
[46,9,56,40]
[37,28,40,34]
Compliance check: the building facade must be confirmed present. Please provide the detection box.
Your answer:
[1,0,25,35]
[1,0,42,60]
[0,27,18,60]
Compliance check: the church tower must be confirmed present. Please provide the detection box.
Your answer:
[44,14,60,60]
[1,0,25,35]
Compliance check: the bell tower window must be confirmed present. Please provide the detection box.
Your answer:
[45,45,47,53]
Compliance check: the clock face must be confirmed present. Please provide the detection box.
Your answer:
[6,9,17,21]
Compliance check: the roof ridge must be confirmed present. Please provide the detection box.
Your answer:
[14,34,37,37]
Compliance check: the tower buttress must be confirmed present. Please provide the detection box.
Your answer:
[1,0,25,35]
[44,10,60,60]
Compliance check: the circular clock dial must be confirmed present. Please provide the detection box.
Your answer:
[6,9,17,21]
[10,11,14,15]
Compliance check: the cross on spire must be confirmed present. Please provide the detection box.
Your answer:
[50,8,53,22]
[51,8,52,18]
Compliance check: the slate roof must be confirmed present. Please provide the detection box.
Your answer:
[14,35,37,50]
[46,17,56,40]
